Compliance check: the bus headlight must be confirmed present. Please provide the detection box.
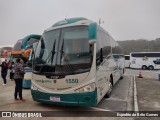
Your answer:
[75,83,96,93]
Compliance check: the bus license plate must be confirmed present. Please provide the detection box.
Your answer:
[50,96,60,101]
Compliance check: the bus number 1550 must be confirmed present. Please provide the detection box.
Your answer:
[66,79,78,83]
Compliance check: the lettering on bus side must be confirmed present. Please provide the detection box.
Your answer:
[66,79,78,83]
[35,79,52,83]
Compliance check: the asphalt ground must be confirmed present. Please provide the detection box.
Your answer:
[126,68,160,79]
[0,75,132,112]
[134,77,160,120]
[136,77,160,111]
[0,74,134,120]
[0,70,160,119]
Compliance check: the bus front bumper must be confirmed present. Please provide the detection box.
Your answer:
[31,89,97,107]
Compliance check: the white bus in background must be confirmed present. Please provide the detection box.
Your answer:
[130,52,160,70]
[31,17,125,106]
[125,55,130,68]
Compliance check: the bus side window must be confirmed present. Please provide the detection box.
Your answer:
[96,48,103,66]
[96,30,111,66]
[96,30,102,66]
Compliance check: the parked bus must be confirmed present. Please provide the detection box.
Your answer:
[11,39,23,62]
[125,55,130,68]
[23,42,39,88]
[11,34,41,62]
[31,17,125,106]
[11,35,41,88]
[21,34,41,59]
[130,52,160,70]
[0,46,13,64]
[0,46,13,58]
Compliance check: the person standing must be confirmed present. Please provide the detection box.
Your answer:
[1,59,8,85]
[14,58,25,101]
[9,62,15,80]
[6,60,10,68]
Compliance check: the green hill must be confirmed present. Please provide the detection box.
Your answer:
[117,38,160,54]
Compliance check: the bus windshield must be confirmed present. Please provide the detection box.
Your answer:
[13,39,22,51]
[33,26,93,75]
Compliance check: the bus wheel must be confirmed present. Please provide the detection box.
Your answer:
[148,65,154,70]
[120,68,124,79]
[105,80,113,98]
[120,76,123,79]
[142,65,147,70]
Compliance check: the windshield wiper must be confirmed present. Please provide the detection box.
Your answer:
[50,40,56,66]
[60,39,64,65]
[40,40,56,73]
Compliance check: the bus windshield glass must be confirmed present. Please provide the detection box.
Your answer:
[33,26,93,75]
[13,40,22,51]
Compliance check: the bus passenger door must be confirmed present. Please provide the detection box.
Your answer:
[112,56,120,84]
[96,58,111,102]
[96,63,106,102]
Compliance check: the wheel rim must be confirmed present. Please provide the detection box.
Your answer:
[149,66,153,70]
[142,66,146,70]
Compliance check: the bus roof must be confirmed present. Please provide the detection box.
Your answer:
[12,39,22,51]
[46,17,95,32]
[52,17,87,27]
[0,47,13,50]
[45,17,97,41]
[12,35,41,55]
[21,34,41,50]
[0,45,13,48]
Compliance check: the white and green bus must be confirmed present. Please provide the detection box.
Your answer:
[31,17,125,106]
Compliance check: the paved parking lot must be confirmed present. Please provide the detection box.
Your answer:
[136,77,160,111]
[134,77,160,120]
[0,69,160,119]
[0,75,133,111]
[125,68,160,79]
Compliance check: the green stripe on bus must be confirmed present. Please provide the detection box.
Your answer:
[31,89,97,107]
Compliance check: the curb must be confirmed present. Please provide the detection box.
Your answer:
[126,75,134,111]
[133,75,139,112]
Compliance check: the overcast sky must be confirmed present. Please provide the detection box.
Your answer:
[0,0,160,46]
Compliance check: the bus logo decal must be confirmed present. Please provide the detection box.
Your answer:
[142,56,148,61]
[51,76,59,79]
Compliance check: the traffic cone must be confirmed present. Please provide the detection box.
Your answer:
[138,70,143,78]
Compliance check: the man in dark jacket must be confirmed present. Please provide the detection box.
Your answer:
[1,60,8,85]
[14,58,25,101]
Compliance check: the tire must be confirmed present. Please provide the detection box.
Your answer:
[148,65,154,70]
[105,80,113,98]
[120,76,123,79]
[120,68,124,79]
[142,65,147,70]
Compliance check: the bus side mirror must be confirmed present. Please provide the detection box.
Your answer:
[96,48,103,66]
